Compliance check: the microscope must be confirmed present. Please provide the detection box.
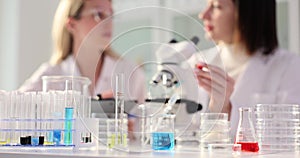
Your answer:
[148,36,203,114]
[151,37,199,88]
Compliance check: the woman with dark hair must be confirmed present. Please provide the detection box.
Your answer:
[189,0,300,136]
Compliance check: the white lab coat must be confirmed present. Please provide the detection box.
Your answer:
[188,48,300,137]
[18,55,146,103]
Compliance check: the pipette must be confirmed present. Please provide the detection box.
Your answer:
[162,93,180,114]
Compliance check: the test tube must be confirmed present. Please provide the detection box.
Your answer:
[115,73,125,146]
[0,91,8,145]
[36,92,45,145]
[19,93,25,145]
[138,104,146,146]
[64,106,73,145]
[53,91,64,145]
[28,92,39,146]
[79,92,91,118]
[53,113,62,146]
[78,90,92,144]
[9,91,21,145]
[64,80,74,145]
[45,91,55,145]
[20,92,29,145]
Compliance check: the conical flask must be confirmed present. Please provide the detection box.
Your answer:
[235,107,259,152]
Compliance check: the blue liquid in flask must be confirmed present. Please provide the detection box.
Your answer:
[152,132,175,150]
[64,107,73,145]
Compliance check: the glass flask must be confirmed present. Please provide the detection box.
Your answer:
[151,114,175,150]
[235,107,259,152]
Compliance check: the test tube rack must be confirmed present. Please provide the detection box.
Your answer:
[0,91,95,149]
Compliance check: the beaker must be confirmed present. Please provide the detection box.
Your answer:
[199,113,230,148]
[151,114,175,150]
[42,76,91,117]
[235,107,259,152]
[42,76,90,94]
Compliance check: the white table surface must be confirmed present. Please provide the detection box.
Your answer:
[0,147,299,158]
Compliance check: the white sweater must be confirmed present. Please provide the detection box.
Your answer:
[188,47,300,138]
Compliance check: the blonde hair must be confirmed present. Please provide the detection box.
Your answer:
[50,0,117,65]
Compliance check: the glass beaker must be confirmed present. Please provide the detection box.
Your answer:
[235,107,259,152]
[42,76,91,117]
[199,113,230,148]
[151,114,175,150]
[42,76,90,93]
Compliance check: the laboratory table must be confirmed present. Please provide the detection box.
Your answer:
[0,147,299,158]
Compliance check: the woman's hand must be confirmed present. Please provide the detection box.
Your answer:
[195,62,234,115]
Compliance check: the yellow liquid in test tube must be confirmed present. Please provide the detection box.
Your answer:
[107,133,127,148]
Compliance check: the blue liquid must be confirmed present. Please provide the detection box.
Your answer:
[152,132,175,150]
[64,107,73,145]
[31,137,39,146]
[53,130,61,145]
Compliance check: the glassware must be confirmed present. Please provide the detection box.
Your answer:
[42,75,91,117]
[235,107,259,152]
[64,107,74,145]
[151,114,175,150]
[42,76,91,146]
[9,91,22,145]
[115,73,125,147]
[52,111,62,146]
[42,76,90,94]
[199,113,230,148]
[138,104,147,147]
[254,104,300,151]
[106,113,128,149]
[208,143,241,152]
[0,91,8,145]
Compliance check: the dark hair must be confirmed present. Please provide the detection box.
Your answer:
[234,0,278,55]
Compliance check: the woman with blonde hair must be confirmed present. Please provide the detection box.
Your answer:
[19,0,146,102]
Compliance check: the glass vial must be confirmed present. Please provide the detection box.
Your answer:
[235,107,259,152]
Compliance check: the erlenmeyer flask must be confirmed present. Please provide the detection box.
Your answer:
[235,107,259,152]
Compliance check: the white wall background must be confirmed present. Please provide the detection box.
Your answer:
[0,0,19,91]
[18,0,60,89]
[0,0,299,91]
[0,0,59,91]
